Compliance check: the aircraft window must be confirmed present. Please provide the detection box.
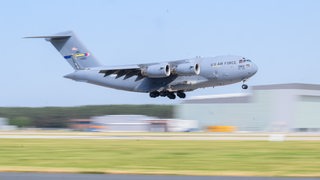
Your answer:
[239,59,251,63]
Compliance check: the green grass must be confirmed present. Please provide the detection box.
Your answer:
[0,139,319,176]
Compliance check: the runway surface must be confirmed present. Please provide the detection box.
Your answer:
[0,173,319,180]
[1,131,320,141]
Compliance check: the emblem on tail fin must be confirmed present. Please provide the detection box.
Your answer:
[64,52,90,60]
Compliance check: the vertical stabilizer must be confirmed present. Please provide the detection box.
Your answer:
[25,31,101,70]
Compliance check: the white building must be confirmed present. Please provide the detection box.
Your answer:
[0,118,7,127]
[175,83,320,132]
[91,115,198,132]
[0,118,16,131]
[91,115,152,132]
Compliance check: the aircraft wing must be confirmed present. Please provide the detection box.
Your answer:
[97,59,198,81]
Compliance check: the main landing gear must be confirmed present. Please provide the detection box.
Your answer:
[149,90,186,99]
[177,90,186,98]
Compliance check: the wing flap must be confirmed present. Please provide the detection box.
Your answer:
[99,66,143,81]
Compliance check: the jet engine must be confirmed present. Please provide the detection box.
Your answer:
[174,63,200,76]
[141,63,171,78]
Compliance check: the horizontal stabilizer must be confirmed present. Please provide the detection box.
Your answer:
[24,35,71,40]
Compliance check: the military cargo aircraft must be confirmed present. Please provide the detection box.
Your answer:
[26,31,258,99]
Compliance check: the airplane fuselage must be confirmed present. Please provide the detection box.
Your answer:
[64,56,258,93]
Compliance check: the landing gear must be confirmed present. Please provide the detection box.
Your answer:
[177,91,186,98]
[241,79,249,90]
[242,84,248,89]
[167,92,176,99]
[159,91,167,97]
[149,91,160,98]
[149,90,186,99]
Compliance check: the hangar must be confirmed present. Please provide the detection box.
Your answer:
[175,83,320,132]
[69,115,198,132]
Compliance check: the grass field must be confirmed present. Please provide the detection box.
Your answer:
[0,139,319,177]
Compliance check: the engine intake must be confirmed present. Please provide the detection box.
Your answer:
[141,63,171,78]
[174,63,200,76]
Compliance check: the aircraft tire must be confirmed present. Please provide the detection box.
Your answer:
[167,93,176,99]
[242,84,248,89]
[177,91,186,98]
[149,91,160,98]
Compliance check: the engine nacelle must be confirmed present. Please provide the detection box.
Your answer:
[142,63,171,78]
[174,63,200,76]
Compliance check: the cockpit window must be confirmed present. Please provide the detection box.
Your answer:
[239,58,251,63]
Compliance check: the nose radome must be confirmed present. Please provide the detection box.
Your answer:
[251,62,258,74]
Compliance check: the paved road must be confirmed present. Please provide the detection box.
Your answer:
[0,173,319,180]
[1,134,320,141]
[1,131,320,141]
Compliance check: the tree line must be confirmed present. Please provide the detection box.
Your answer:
[0,105,174,128]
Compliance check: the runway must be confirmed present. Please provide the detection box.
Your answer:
[0,173,319,180]
[1,133,319,178]
[0,131,320,141]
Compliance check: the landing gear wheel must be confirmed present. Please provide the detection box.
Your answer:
[177,91,186,98]
[159,91,167,97]
[149,91,160,98]
[242,84,248,89]
[167,93,176,99]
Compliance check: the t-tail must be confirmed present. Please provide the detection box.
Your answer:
[25,31,101,70]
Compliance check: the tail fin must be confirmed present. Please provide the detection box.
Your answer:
[25,31,101,70]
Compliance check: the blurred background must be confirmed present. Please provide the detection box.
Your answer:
[1,83,320,133]
[1,1,320,178]
[0,0,320,133]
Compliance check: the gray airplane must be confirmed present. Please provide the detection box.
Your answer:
[26,31,258,99]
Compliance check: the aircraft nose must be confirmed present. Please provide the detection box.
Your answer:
[251,62,258,75]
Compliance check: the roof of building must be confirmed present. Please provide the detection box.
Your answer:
[92,115,157,121]
[183,93,251,104]
[252,83,320,91]
[183,83,320,104]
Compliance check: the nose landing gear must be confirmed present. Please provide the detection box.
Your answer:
[241,80,249,90]
[242,84,248,89]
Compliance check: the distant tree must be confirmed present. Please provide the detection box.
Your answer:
[9,116,33,127]
[0,105,174,128]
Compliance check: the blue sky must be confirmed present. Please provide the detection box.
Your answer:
[1,0,320,106]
